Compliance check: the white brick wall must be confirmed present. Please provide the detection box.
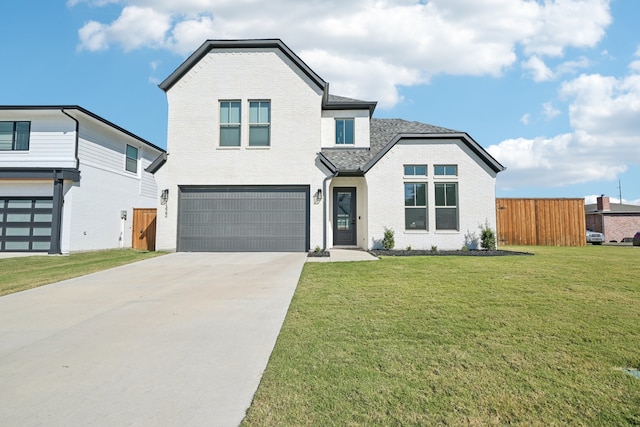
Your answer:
[365,139,498,250]
[156,48,329,251]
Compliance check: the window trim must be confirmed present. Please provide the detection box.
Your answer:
[434,164,458,177]
[0,121,30,151]
[404,182,428,231]
[404,164,428,177]
[125,144,138,174]
[335,118,355,145]
[248,100,271,147]
[434,182,458,231]
[219,100,242,147]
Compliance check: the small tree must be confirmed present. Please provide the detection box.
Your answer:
[382,227,395,250]
[480,221,496,250]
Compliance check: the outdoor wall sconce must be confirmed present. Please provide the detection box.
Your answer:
[315,188,323,201]
[161,188,169,205]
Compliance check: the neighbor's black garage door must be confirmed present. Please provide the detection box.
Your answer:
[177,186,309,252]
[0,197,53,252]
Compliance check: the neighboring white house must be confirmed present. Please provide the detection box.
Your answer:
[0,106,165,253]
[151,39,505,252]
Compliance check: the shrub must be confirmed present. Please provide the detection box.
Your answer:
[382,227,395,250]
[431,245,438,253]
[480,221,496,250]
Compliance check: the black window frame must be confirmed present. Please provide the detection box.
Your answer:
[404,182,428,230]
[0,121,31,151]
[434,182,459,230]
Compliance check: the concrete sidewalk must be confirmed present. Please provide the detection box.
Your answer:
[0,252,306,427]
[306,248,379,263]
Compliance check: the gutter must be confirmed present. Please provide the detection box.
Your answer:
[61,109,80,169]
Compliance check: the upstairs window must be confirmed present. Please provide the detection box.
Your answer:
[249,101,270,146]
[125,145,138,173]
[404,165,427,176]
[220,101,241,147]
[434,165,458,176]
[0,121,30,151]
[335,118,354,144]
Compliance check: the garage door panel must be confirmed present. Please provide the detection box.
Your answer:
[1,197,53,252]
[178,186,309,252]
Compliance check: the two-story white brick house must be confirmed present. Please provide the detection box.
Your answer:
[151,39,505,252]
[0,106,165,253]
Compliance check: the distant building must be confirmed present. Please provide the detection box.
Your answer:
[585,195,640,242]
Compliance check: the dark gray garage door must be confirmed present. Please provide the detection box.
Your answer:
[0,198,53,252]
[177,186,309,252]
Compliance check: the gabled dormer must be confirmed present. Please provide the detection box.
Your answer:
[321,93,377,149]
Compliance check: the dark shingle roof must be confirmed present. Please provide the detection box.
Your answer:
[320,118,466,173]
[585,203,640,213]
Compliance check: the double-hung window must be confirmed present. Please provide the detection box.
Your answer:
[335,118,354,144]
[249,101,270,146]
[404,183,427,230]
[0,121,30,151]
[435,182,458,230]
[220,101,241,147]
[125,145,138,173]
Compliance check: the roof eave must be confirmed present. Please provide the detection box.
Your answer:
[159,39,327,93]
[323,100,378,117]
[0,105,165,153]
[363,132,506,174]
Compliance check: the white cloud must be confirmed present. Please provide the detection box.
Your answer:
[542,102,561,121]
[522,55,589,82]
[520,113,531,125]
[489,66,640,190]
[72,0,613,106]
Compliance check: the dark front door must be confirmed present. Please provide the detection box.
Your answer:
[333,187,357,246]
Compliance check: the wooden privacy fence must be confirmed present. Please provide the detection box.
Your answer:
[496,198,586,246]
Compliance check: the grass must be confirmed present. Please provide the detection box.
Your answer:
[0,249,165,296]
[243,246,640,426]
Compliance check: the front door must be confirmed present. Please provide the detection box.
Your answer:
[333,187,357,246]
[132,208,157,251]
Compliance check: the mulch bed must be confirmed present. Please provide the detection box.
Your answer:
[369,249,533,257]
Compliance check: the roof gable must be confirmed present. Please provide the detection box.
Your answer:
[159,39,327,93]
[320,118,505,175]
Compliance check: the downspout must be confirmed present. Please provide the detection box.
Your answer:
[48,110,80,254]
[61,109,80,169]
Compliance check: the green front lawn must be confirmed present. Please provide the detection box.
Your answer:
[244,246,640,425]
[0,249,165,296]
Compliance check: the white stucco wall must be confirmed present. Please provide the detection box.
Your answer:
[365,139,498,251]
[156,47,330,251]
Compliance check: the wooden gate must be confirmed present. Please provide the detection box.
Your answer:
[132,208,157,251]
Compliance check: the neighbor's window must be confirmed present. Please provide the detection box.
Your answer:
[125,145,138,173]
[0,121,30,151]
[335,118,354,144]
[405,183,427,230]
[404,165,427,176]
[434,165,457,176]
[249,100,270,146]
[435,182,458,230]
[220,101,241,147]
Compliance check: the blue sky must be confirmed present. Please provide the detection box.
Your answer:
[2,0,639,204]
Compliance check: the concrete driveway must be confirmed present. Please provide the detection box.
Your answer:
[0,252,307,427]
